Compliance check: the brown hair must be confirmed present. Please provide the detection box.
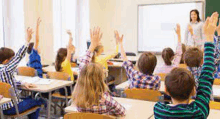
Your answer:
[165,67,195,101]
[162,48,174,65]
[72,63,108,108]
[92,45,104,63]
[184,47,203,67]
[180,44,186,64]
[55,48,67,71]
[138,52,157,75]
[190,9,201,22]
[0,47,15,64]
[27,42,34,54]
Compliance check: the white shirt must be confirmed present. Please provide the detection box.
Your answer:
[184,21,205,46]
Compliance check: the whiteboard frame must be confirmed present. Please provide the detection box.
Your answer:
[137,1,205,54]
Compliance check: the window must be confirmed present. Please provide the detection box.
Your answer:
[53,0,90,56]
[0,0,3,47]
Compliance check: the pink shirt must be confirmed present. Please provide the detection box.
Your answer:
[154,43,182,74]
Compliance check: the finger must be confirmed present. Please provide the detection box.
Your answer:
[90,29,93,38]
[121,35,124,41]
[204,17,210,28]
[27,27,30,32]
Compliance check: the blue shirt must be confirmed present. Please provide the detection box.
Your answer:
[27,49,43,78]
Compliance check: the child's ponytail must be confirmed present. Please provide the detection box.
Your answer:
[162,48,174,66]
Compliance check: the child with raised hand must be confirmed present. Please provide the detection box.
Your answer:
[0,28,44,119]
[27,17,43,78]
[154,12,219,119]
[55,30,77,96]
[117,31,161,90]
[154,24,182,74]
[73,27,125,116]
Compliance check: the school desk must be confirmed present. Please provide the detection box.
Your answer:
[15,75,73,119]
[110,56,138,62]
[65,97,155,119]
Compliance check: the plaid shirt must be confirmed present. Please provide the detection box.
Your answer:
[154,42,182,74]
[78,51,125,116]
[0,45,27,110]
[122,61,161,90]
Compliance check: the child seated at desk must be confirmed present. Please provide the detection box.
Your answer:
[55,30,77,96]
[72,27,125,116]
[117,31,161,90]
[27,18,43,78]
[154,24,182,74]
[0,28,44,119]
[154,12,218,118]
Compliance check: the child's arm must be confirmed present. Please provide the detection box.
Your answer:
[103,93,125,116]
[195,13,218,118]
[66,30,75,62]
[5,28,33,72]
[79,27,102,71]
[173,24,182,66]
[115,31,127,61]
[34,17,41,51]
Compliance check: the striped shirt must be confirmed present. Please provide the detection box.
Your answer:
[27,49,43,78]
[154,42,215,119]
[154,42,182,74]
[78,51,125,116]
[122,61,161,90]
[0,45,27,110]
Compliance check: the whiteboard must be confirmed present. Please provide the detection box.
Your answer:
[138,2,204,53]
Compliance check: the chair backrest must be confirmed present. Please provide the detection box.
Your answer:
[47,72,70,81]
[126,52,136,56]
[179,64,187,69]
[157,73,166,81]
[64,112,116,119]
[0,82,13,98]
[17,66,36,77]
[124,89,162,102]
[210,101,220,110]
[214,79,220,85]
[71,63,77,67]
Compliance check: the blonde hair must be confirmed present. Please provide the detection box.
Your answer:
[72,63,108,108]
[92,45,104,63]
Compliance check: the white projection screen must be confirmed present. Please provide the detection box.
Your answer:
[138,2,205,53]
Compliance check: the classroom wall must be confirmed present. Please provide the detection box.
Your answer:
[24,0,54,64]
[90,0,205,54]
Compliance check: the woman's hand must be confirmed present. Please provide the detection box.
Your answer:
[188,24,193,35]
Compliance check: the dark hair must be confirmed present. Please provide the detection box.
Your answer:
[180,44,186,64]
[0,47,15,64]
[190,9,201,22]
[184,47,203,67]
[162,48,174,66]
[55,48,67,71]
[92,45,104,63]
[27,42,34,54]
[138,52,157,75]
[165,67,195,101]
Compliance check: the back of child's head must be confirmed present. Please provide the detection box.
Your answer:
[162,47,174,65]
[180,44,186,64]
[72,63,108,108]
[138,52,157,75]
[27,42,34,54]
[92,45,104,62]
[55,48,67,71]
[165,67,195,101]
[0,47,15,64]
[184,47,203,67]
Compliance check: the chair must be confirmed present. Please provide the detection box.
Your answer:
[17,67,36,77]
[47,72,72,114]
[214,79,220,85]
[71,63,77,67]
[179,64,187,69]
[209,101,220,110]
[126,52,136,56]
[157,73,166,81]
[124,88,162,102]
[0,82,42,118]
[64,112,116,119]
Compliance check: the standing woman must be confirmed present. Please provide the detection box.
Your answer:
[185,9,204,50]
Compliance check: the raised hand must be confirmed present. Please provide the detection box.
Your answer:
[35,17,41,50]
[204,12,219,42]
[37,17,41,27]
[175,24,181,43]
[89,27,102,51]
[27,27,34,43]
[114,30,124,44]
[67,30,72,36]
